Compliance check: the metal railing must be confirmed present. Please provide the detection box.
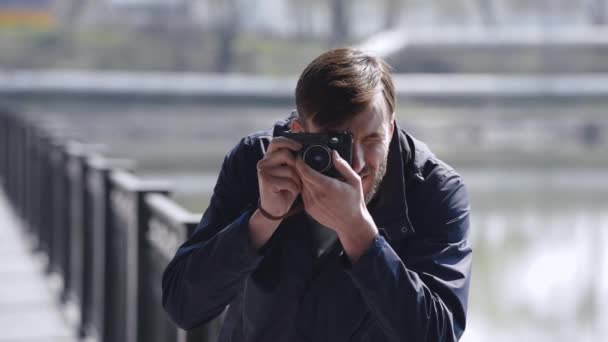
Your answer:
[0,107,221,342]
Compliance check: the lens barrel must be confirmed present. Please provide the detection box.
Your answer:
[302,145,332,173]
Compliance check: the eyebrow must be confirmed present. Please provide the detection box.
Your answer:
[365,132,383,138]
[324,128,383,139]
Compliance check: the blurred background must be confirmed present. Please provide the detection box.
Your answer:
[1,0,607,341]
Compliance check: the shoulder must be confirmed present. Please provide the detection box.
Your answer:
[225,129,272,166]
[216,129,273,185]
[227,115,292,165]
[403,131,464,190]
[212,129,274,204]
[404,132,459,182]
[403,132,469,229]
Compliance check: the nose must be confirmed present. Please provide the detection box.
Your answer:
[350,143,365,175]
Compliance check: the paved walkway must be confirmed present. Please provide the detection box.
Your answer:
[0,186,76,341]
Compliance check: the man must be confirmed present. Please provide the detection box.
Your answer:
[162,48,472,341]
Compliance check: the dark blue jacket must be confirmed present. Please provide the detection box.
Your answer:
[162,117,472,341]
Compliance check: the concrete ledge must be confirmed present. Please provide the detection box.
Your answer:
[2,70,608,101]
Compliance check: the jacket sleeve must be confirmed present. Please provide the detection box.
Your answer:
[161,137,265,330]
[346,170,472,341]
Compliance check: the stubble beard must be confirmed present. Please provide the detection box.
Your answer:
[364,154,388,205]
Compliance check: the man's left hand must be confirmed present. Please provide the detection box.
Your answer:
[295,151,378,262]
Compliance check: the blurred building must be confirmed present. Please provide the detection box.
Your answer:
[0,0,55,28]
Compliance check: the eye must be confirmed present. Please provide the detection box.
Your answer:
[363,135,383,143]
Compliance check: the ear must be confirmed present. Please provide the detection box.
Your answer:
[389,112,395,136]
[291,117,305,133]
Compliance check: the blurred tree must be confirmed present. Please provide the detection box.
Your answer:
[62,0,88,27]
[329,0,350,46]
[475,0,497,26]
[289,0,316,40]
[431,0,470,26]
[383,0,403,30]
[588,0,607,25]
[210,0,241,73]
[170,0,196,71]
[503,0,591,26]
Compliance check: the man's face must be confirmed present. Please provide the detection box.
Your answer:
[292,92,395,204]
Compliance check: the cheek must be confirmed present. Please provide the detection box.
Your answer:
[363,143,388,170]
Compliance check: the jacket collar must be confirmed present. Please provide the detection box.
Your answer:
[366,120,419,242]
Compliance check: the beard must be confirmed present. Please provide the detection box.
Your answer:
[363,154,388,205]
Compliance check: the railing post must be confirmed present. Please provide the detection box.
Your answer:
[22,115,52,242]
[139,194,200,342]
[18,116,28,216]
[6,111,17,203]
[27,119,43,248]
[23,115,36,234]
[0,107,8,189]
[108,170,171,342]
[143,193,217,342]
[83,155,136,342]
[14,115,25,215]
[5,111,13,200]
[43,135,68,283]
[0,109,8,188]
[37,131,53,259]
[63,141,106,335]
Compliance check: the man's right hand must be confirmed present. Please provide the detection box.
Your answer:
[248,137,302,250]
[256,137,302,217]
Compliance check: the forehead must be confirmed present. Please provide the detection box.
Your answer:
[312,92,390,135]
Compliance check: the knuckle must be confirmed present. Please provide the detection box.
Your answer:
[281,149,294,158]
[275,149,287,158]
[257,158,269,168]
[269,148,286,159]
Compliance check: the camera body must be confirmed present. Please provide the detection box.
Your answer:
[274,131,353,179]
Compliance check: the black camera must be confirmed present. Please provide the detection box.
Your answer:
[274,131,353,178]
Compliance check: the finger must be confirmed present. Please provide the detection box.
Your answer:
[257,149,297,169]
[266,136,303,155]
[264,176,301,195]
[332,150,360,186]
[295,155,330,189]
[259,166,302,189]
[260,165,299,180]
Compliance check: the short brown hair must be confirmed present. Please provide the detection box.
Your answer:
[295,48,395,128]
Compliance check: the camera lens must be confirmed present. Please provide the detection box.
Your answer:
[302,145,332,173]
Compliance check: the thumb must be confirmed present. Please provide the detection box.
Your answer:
[332,150,360,185]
